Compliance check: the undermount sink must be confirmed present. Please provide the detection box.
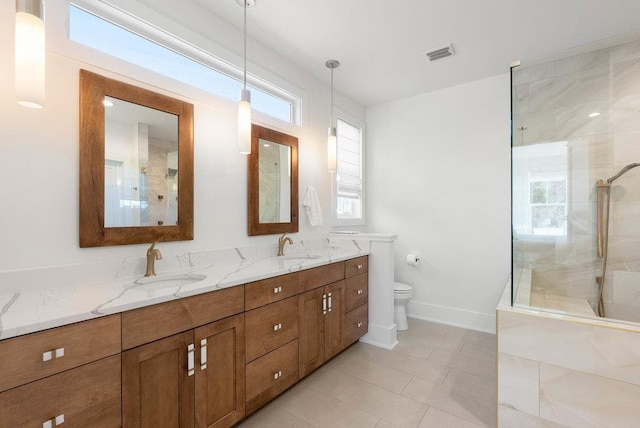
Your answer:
[278,254,322,260]
[133,273,208,288]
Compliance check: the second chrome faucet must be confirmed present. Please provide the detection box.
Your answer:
[277,234,293,256]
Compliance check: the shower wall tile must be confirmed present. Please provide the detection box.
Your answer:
[610,201,640,237]
[498,309,640,386]
[497,353,539,417]
[513,61,555,86]
[613,59,640,99]
[554,49,610,77]
[604,302,640,324]
[608,270,640,306]
[498,405,566,428]
[613,129,640,166]
[539,363,640,427]
[513,109,558,145]
[556,103,612,140]
[610,39,640,64]
[528,71,610,113]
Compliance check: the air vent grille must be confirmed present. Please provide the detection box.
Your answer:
[424,44,455,61]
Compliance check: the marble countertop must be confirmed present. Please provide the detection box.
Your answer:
[0,240,369,341]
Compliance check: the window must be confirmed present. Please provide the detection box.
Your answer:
[333,116,364,225]
[530,178,567,236]
[69,4,299,124]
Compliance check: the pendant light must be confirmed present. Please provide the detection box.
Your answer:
[15,0,45,109]
[326,60,339,172]
[237,0,254,154]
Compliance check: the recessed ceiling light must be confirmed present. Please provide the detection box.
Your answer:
[103,99,114,107]
[588,112,600,118]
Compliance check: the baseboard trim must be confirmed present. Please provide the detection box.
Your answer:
[360,322,398,349]
[407,300,496,334]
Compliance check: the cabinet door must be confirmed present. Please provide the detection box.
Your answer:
[194,314,245,428]
[298,288,325,378]
[324,280,345,360]
[123,331,195,428]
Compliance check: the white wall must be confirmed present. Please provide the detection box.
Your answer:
[366,73,512,332]
[0,1,364,276]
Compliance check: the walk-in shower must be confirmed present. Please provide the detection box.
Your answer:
[511,34,640,325]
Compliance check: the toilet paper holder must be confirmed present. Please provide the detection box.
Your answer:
[406,254,420,265]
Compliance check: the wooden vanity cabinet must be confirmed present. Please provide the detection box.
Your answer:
[343,257,369,347]
[0,315,121,427]
[298,262,347,378]
[122,287,245,428]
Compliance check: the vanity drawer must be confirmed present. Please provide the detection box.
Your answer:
[299,262,345,291]
[345,274,368,313]
[245,296,298,363]
[0,315,121,393]
[122,285,244,350]
[344,304,368,346]
[245,272,299,311]
[245,339,299,415]
[0,355,121,428]
[345,256,368,278]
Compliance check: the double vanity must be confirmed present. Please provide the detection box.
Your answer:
[0,249,369,427]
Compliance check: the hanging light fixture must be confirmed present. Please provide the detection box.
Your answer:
[237,0,254,154]
[326,60,339,172]
[15,0,45,109]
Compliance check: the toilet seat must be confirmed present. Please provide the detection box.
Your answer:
[394,282,413,293]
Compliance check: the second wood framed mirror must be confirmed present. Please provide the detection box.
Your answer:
[248,124,299,236]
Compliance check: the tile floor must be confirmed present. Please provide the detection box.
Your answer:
[239,318,497,428]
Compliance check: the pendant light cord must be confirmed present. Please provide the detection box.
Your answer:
[330,67,334,127]
[243,1,247,90]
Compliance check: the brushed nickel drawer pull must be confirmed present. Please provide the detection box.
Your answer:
[187,344,195,376]
[200,339,207,371]
[322,294,327,314]
[357,289,363,295]
[273,286,282,294]
[43,347,65,362]
[273,323,282,331]
[43,414,65,428]
[357,322,363,328]
[273,370,282,380]
[328,292,332,312]
[55,414,65,426]
[357,264,363,269]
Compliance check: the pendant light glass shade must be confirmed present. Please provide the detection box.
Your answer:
[15,0,45,109]
[327,127,337,172]
[237,0,252,154]
[238,88,252,154]
[326,60,339,172]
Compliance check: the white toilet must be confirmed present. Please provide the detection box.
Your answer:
[394,281,414,331]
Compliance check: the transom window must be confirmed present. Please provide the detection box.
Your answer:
[69,4,299,124]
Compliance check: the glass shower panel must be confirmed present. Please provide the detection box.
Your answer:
[511,35,640,324]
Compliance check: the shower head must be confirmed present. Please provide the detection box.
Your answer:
[606,163,640,184]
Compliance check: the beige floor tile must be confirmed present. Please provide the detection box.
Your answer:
[418,407,484,428]
[442,368,496,405]
[401,319,450,338]
[375,420,400,428]
[391,334,438,359]
[302,364,355,395]
[373,349,450,384]
[333,377,428,428]
[401,377,495,427]
[460,342,496,362]
[428,349,496,380]
[279,385,379,428]
[498,405,567,427]
[332,354,413,393]
[238,405,312,428]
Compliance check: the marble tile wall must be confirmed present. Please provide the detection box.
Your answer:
[497,301,640,427]
[512,37,640,322]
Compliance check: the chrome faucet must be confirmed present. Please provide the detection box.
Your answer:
[277,234,293,256]
[145,242,162,277]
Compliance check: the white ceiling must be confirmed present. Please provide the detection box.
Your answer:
[194,0,640,107]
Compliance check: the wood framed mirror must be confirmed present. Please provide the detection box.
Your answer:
[248,124,299,236]
[79,69,194,247]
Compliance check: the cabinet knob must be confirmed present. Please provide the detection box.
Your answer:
[273,323,282,331]
[273,286,282,294]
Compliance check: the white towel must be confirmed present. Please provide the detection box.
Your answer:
[302,186,323,226]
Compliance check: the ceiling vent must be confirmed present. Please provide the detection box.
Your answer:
[424,43,455,61]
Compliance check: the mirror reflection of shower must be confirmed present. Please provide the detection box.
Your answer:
[595,162,640,317]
